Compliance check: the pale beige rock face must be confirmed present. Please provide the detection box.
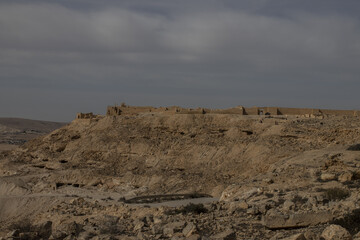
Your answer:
[281,233,306,240]
[321,173,337,181]
[338,172,353,183]
[321,224,352,240]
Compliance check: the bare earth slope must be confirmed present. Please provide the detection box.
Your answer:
[1,113,360,239]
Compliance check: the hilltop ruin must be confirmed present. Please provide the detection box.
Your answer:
[2,104,360,239]
[106,105,360,116]
[78,104,360,119]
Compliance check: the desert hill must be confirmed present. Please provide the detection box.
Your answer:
[0,118,66,132]
[0,118,67,151]
[1,107,360,239]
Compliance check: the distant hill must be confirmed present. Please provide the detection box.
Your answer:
[0,118,67,151]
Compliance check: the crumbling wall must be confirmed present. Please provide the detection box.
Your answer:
[105,105,359,117]
[181,108,206,114]
[244,107,259,115]
[210,106,245,115]
[76,112,96,119]
[277,108,319,116]
[106,106,122,116]
[320,109,358,116]
[264,107,280,115]
[106,105,180,116]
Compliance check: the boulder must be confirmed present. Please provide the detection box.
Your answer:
[320,224,351,240]
[321,173,337,181]
[52,221,83,239]
[133,220,144,232]
[182,223,196,237]
[283,200,295,211]
[36,221,52,239]
[303,230,318,240]
[163,222,185,237]
[227,201,248,213]
[151,224,162,235]
[238,201,249,209]
[338,172,353,183]
[280,233,306,240]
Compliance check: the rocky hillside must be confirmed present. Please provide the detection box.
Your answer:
[1,112,360,239]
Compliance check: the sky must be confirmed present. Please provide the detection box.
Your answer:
[1,0,360,122]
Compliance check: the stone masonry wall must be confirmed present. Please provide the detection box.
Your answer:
[105,105,359,117]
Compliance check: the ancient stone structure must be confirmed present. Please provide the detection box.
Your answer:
[105,105,360,117]
[76,112,97,119]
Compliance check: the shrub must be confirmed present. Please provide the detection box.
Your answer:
[323,187,350,201]
[332,209,360,234]
[347,144,360,151]
[99,215,122,235]
[292,195,308,204]
[265,193,274,198]
[182,203,208,214]
[166,203,208,215]
[8,219,34,232]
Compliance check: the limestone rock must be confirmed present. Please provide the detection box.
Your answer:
[133,220,144,232]
[321,173,337,181]
[238,201,249,209]
[163,221,185,237]
[280,233,306,240]
[182,223,196,237]
[320,224,351,240]
[151,224,162,235]
[227,201,248,213]
[186,234,201,240]
[303,230,318,240]
[53,221,83,239]
[163,227,174,237]
[263,211,334,229]
[338,172,353,183]
[6,230,19,238]
[263,178,274,184]
[283,200,295,211]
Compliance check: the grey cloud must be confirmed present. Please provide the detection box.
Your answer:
[0,1,360,121]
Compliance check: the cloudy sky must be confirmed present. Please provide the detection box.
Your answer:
[1,0,360,121]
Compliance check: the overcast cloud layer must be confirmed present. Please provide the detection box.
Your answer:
[1,0,360,121]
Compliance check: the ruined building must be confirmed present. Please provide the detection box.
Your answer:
[76,105,360,119]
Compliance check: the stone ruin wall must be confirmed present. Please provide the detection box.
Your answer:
[76,112,97,119]
[104,105,360,117]
[105,105,246,116]
[75,105,360,119]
